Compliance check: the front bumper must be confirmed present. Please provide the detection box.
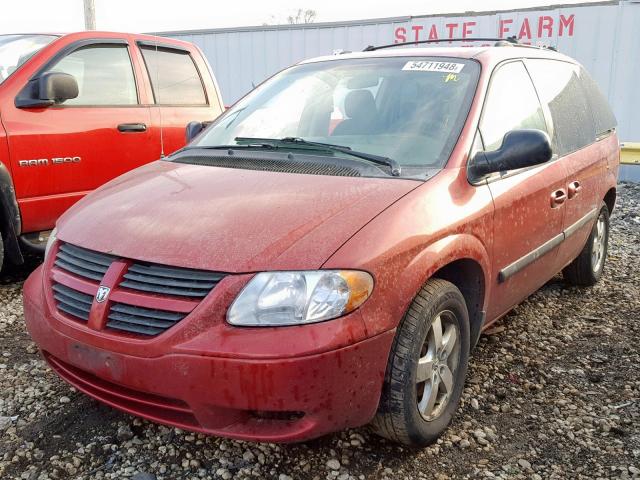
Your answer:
[23,266,394,442]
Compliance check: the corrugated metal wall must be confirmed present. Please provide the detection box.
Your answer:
[159,0,640,144]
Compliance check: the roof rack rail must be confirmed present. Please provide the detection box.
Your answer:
[363,36,521,52]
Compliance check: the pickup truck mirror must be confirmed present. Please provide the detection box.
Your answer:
[469,129,552,179]
[15,72,79,108]
[38,72,79,104]
[185,121,204,143]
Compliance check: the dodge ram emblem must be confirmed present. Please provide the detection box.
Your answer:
[95,286,111,303]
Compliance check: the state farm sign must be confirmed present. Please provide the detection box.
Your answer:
[393,11,576,45]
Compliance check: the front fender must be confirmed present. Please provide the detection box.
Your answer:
[323,168,494,337]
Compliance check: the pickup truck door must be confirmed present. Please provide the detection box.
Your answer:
[478,60,568,321]
[4,39,155,234]
[134,42,222,155]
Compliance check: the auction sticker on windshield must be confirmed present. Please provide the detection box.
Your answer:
[402,60,465,73]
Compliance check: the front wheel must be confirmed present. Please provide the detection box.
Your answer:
[371,279,470,446]
[563,202,610,286]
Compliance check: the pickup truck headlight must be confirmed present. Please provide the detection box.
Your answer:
[227,270,373,326]
[44,227,57,261]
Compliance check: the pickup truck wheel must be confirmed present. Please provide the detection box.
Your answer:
[563,203,610,286]
[0,234,4,273]
[371,279,470,446]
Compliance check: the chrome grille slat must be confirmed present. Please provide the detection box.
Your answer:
[108,313,177,329]
[128,263,223,282]
[57,303,90,321]
[105,320,164,336]
[52,284,94,306]
[55,243,112,281]
[120,280,212,297]
[106,303,187,336]
[52,283,93,322]
[110,304,184,321]
[122,272,218,289]
[59,243,113,267]
[121,262,224,298]
[56,251,109,275]
[54,259,105,281]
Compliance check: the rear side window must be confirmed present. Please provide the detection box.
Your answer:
[479,61,547,152]
[579,67,617,137]
[46,45,137,105]
[140,47,206,105]
[526,59,596,156]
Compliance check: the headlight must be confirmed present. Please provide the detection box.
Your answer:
[44,227,57,260]
[227,270,373,326]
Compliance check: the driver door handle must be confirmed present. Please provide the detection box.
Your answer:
[117,123,147,133]
[550,189,567,208]
[568,181,582,199]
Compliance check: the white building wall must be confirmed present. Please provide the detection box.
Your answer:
[159,1,640,142]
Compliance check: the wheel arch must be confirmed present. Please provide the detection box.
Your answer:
[0,162,24,265]
[603,187,616,214]
[402,234,491,347]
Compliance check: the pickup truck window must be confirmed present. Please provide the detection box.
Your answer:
[45,45,138,106]
[0,34,57,84]
[140,47,207,105]
[480,61,547,152]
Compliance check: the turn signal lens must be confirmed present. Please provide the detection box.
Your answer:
[227,270,373,326]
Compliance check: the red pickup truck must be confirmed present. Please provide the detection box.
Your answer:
[0,32,224,270]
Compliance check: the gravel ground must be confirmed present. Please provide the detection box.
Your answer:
[1,183,639,480]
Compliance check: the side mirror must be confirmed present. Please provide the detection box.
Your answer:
[37,72,78,104]
[15,72,79,108]
[469,129,552,179]
[185,121,204,143]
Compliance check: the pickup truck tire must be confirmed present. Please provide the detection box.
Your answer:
[371,278,470,446]
[0,234,4,273]
[563,202,610,286]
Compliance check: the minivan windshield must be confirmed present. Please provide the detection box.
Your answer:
[194,56,480,173]
[0,34,57,84]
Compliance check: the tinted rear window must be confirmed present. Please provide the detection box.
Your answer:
[141,46,206,105]
[526,59,594,156]
[579,67,617,137]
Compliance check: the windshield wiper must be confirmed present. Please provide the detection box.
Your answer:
[235,136,402,176]
[183,142,277,151]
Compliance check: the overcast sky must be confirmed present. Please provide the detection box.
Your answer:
[0,0,603,33]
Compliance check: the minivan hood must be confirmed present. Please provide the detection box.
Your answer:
[57,161,421,272]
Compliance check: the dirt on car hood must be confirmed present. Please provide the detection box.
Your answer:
[56,161,421,272]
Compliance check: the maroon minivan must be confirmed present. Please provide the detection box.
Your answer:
[23,41,618,445]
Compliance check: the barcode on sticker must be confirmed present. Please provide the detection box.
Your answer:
[402,61,465,73]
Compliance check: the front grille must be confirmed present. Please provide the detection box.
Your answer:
[52,283,92,322]
[121,262,224,298]
[51,242,227,338]
[54,243,113,281]
[107,303,186,336]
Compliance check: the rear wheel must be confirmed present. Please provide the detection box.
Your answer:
[563,203,610,286]
[371,279,470,446]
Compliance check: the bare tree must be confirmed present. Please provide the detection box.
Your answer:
[287,9,317,24]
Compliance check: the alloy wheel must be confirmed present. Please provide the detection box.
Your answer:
[591,213,607,273]
[416,310,461,421]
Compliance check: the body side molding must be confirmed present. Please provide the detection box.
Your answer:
[498,207,598,283]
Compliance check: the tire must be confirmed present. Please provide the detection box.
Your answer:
[371,278,470,446]
[0,234,4,274]
[563,202,610,286]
